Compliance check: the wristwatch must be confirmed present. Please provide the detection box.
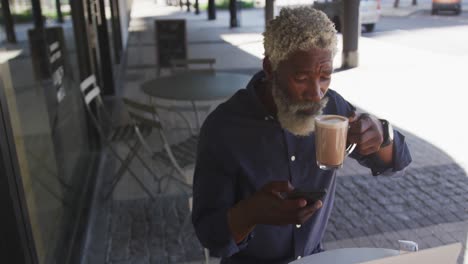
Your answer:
[379,119,394,148]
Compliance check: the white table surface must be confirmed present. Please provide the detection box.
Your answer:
[289,248,399,264]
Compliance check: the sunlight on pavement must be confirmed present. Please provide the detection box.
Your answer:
[368,25,468,55]
[131,0,180,18]
[220,33,263,57]
[0,50,22,64]
[129,18,149,32]
[220,33,263,46]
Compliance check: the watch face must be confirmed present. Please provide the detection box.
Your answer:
[379,119,393,147]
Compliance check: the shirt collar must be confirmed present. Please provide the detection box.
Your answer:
[245,71,275,120]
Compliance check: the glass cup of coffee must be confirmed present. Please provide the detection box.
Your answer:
[314,115,356,170]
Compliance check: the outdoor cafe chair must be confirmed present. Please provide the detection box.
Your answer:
[79,75,161,200]
[122,98,209,263]
[122,97,196,192]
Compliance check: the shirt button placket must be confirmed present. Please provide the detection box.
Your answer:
[291,155,298,228]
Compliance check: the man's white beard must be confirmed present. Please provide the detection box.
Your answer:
[272,80,329,136]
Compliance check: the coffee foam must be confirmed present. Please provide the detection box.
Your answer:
[315,115,348,129]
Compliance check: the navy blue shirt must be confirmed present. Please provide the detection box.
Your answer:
[192,71,412,264]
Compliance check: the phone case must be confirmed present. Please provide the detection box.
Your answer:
[286,189,327,205]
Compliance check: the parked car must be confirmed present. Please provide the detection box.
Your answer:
[313,0,381,32]
[432,0,462,15]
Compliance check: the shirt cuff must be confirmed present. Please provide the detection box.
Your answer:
[202,208,254,258]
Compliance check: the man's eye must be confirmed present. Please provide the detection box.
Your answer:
[321,75,331,81]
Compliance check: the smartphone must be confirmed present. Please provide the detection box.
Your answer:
[285,188,327,205]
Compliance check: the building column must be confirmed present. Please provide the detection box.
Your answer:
[208,0,216,20]
[265,0,274,25]
[70,0,93,81]
[1,0,16,43]
[31,0,45,29]
[195,0,200,14]
[96,0,116,95]
[109,0,123,63]
[341,0,360,69]
[56,0,64,23]
[229,0,239,28]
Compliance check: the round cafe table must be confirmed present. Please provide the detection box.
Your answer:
[289,248,399,264]
[141,71,250,101]
[141,71,251,130]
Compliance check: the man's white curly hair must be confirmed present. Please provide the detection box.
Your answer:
[263,6,338,70]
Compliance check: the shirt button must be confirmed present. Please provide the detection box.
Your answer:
[291,156,296,161]
[297,256,302,259]
[296,224,301,228]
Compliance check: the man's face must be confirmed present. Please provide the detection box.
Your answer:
[271,47,333,136]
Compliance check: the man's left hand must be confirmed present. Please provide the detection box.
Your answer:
[347,113,384,156]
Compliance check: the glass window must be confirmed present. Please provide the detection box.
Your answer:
[0,2,98,263]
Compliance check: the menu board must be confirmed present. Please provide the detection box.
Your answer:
[46,27,66,103]
[28,27,67,102]
[155,19,187,69]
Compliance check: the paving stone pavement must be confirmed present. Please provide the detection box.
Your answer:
[326,163,468,242]
[99,161,468,264]
[107,196,203,264]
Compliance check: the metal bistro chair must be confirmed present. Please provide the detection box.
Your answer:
[80,75,161,200]
[122,97,196,193]
[122,98,209,263]
[170,58,216,75]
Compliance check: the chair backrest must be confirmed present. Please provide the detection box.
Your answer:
[80,75,102,107]
[170,58,216,74]
[79,75,113,136]
[122,98,163,130]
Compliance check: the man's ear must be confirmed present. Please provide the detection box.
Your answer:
[263,57,273,80]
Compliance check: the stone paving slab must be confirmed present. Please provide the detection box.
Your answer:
[107,196,205,264]
[100,161,467,263]
[327,163,468,242]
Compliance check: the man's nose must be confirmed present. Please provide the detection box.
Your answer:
[302,78,323,102]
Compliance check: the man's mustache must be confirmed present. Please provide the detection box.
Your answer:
[284,97,325,115]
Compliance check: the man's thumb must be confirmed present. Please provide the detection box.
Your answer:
[348,111,358,123]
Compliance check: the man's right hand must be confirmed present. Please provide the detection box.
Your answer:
[228,181,323,243]
[246,181,322,225]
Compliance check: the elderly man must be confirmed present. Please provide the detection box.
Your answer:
[192,6,412,264]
